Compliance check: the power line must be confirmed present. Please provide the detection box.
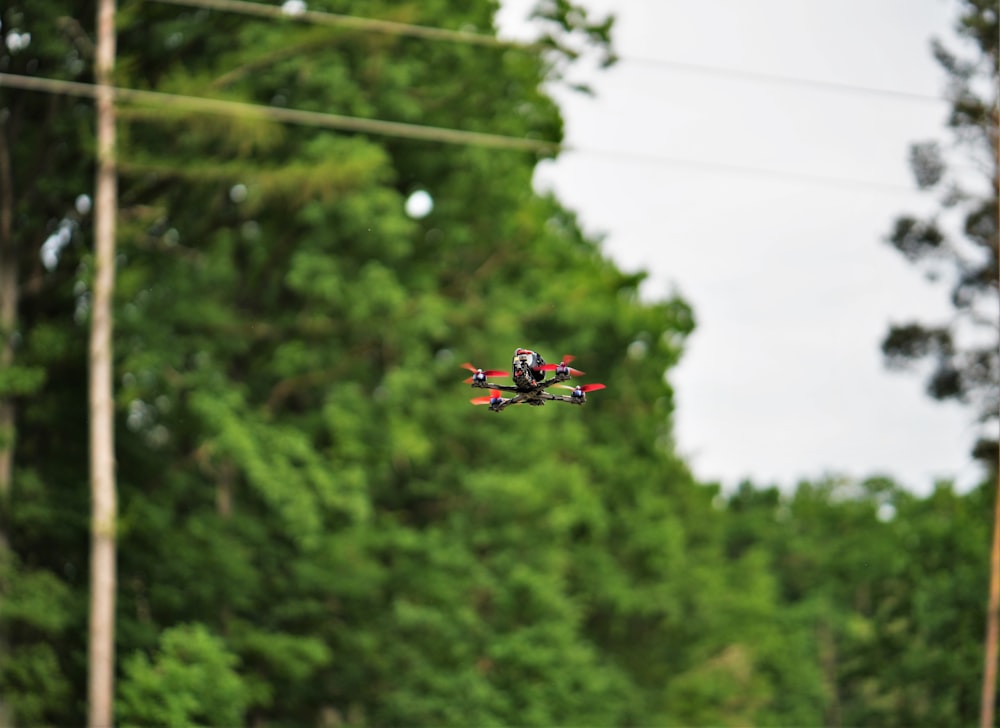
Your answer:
[146,0,523,48]
[623,56,945,106]
[570,144,915,194]
[0,72,919,193]
[148,0,945,106]
[0,73,559,154]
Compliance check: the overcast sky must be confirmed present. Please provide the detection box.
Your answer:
[497,0,986,493]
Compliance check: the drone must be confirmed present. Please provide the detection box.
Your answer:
[463,348,606,412]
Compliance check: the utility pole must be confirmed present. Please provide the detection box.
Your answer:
[89,0,118,724]
[980,100,1000,728]
[984,479,999,728]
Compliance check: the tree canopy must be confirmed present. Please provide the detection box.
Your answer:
[881,0,999,467]
[0,0,994,725]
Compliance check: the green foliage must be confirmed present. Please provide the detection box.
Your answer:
[0,561,74,636]
[1,643,73,726]
[722,476,992,726]
[117,623,251,727]
[0,366,46,398]
[0,556,75,725]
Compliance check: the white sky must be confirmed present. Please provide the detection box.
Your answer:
[497,0,986,493]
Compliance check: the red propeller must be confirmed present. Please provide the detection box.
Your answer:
[557,383,606,393]
[470,389,504,405]
[461,362,508,383]
[540,355,584,376]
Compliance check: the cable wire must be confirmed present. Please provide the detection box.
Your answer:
[567,144,915,194]
[624,56,945,106]
[147,0,524,48]
[147,0,945,105]
[1,72,921,193]
[0,72,560,154]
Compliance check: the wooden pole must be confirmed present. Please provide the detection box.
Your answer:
[984,478,1000,728]
[980,99,1000,728]
[88,0,118,724]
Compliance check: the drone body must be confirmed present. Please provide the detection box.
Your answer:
[463,349,606,412]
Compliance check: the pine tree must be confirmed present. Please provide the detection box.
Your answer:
[881,0,998,468]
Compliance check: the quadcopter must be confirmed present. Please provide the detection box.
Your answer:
[463,348,606,412]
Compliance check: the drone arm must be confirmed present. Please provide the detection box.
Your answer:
[543,393,584,405]
[475,382,520,393]
[490,393,526,412]
[472,375,569,392]
[527,390,584,405]
[535,374,572,390]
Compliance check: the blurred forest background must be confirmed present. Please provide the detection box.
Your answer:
[0,0,996,726]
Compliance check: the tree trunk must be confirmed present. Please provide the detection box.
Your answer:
[0,121,15,498]
[88,0,118,725]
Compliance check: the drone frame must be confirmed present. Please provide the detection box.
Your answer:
[470,372,589,412]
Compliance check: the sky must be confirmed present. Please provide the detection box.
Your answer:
[496,0,987,493]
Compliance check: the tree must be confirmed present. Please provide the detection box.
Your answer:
[117,623,251,727]
[5,0,680,723]
[880,0,999,468]
[1,2,98,724]
[880,3,997,722]
[722,476,991,726]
